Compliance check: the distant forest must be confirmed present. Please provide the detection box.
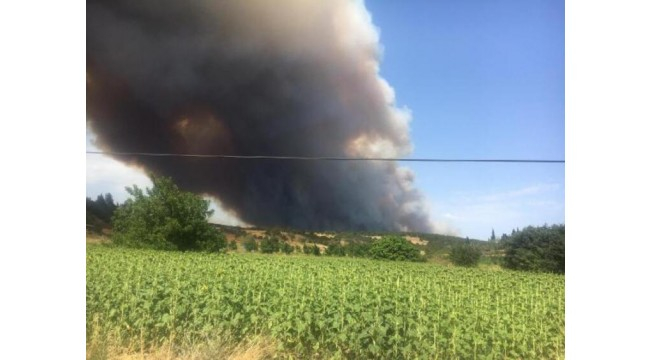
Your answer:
[86,193,118,234]
[86,186,563,274]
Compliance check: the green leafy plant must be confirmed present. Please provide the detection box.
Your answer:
[502,224,565,273]
[448,244,482,267]
[243,236,259,252]
[87,246,565,359]
[111,175,226,252]
[228,240,238,251]
[86,193,119,233]
[280,242,294,254]
[325,242,346,256]
[369,236,422,262]
[302,244,321,256]
[260,236,281,254]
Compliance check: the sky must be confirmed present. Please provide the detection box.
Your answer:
[365,0,565,238]
[86,0,564,240]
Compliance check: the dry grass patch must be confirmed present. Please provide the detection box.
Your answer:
[87,335,276,360]
[313,232,335,238]
[404,235,428,246]
[224,233,238,242]
[243,229,266,238]
[86,234,112,244]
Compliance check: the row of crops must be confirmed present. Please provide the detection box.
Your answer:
[86,245,564,359]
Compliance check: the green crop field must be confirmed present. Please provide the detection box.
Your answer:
[86,245,564,359]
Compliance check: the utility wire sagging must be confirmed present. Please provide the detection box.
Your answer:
[86,151,565,163]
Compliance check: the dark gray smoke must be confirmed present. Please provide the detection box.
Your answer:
[87,0,434,232]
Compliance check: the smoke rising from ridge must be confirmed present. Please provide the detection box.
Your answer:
[87,0,434,232]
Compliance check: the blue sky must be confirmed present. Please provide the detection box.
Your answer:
[366,0,565,238]
[86,0,564,240]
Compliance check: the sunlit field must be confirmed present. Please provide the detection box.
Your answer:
[87,245,564,359]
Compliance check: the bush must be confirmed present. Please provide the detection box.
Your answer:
[280,242,294,254]
[347,242,371,258]
[86,193,119,233]
[369,236,422,262]
[243,237,258,252]
[303,244,321,256]
[112,175,226,252]
[325,242,346,256]
[260,236,280,254]
[502,224,564,274]
[449,244,482,267]
[228,240,238,251]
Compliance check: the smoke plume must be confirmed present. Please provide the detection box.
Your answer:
[87,0,434,232]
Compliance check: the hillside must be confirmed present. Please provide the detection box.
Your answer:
[210,223,497,262]
[86,213,498,263]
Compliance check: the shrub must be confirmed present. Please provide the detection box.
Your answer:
[86,193,118,225]
[325,242,346,256]
[347,242,371,258]
[280,242,294,254]
[369,236,422,262]
[303,244,321,256]
[449,244,482,267]
[112,175,226,252]
[260,236,280,254]
[502,225,565,274]
[243,237,258,252]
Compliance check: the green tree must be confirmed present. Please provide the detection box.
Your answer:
[86,192,119,232]
[228,240,238,251]
[502,224,565,273]
[280,242,294,254]
[449,244,482,267]
[112,175,226,252]
[369,236,422,262]
[260,236,280,254]
[302,244,321,256]
[325,242,346,256]
[243,237,258,252]
[347,242,371,258]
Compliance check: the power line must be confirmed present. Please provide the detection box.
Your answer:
[86,151,564,163]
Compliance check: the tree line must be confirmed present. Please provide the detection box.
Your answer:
[241,235,424,262]
[86,193,118,233]
[87,175,564,272]
[500,225,564,274]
